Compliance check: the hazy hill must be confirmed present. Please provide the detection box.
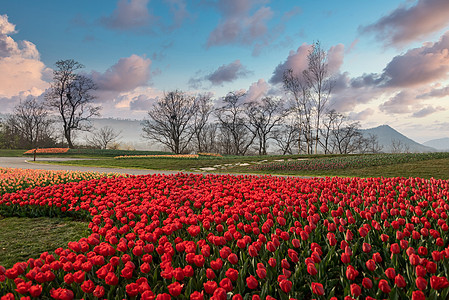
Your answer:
[361,125,436,153]
[88,118,151,150]
[423,138,449,151]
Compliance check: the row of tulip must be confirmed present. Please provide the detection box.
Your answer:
[0,168,120,196]
[0,173,449,299]
[23,148,69,155]
[114,155,200,159]
[250,153,449,172]
[198,153,223,158]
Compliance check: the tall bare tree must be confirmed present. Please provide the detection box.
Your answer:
[283,68,312,154]
[215,91,255,155]
[6,98,55,148]
[142,90,197,154]
[192,93,214,152]
[245,97,288,155]
[303,41,334,154]
[45,59,100,148]
[85,126,121,149]
[282,41,334,154]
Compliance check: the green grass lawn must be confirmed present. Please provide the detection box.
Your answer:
[0,149,27,157]
[0,216,89,268]
[35,153,449,179]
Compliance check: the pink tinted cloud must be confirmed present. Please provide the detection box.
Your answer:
[129,94,158,111]
[379,90,417,114]
[327,44,345,74]
[348,108,375,121]
[269,43,313,84]
[270,43,343,84]
[244,78,270,102]
[360,0,449,46]
[382,31,449,87]
[412,106,445,118]
[91,54,152,92]
[206,0,274,48]
[417,85,449,98]
[101,0,153,31]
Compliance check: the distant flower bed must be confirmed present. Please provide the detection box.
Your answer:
[250,152,449,172]
[198,152,223,158]
[23,148,69,155]
[0,168,120,195]
[114,154,199,159]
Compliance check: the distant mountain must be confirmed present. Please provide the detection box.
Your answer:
[361,125,436,153]
[423,137,449,151]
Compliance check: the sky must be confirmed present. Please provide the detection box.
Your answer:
[1,0,449,143]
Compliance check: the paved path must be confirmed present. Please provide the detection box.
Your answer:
[0,157,182,175]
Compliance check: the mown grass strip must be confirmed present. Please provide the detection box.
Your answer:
[0,216,89,268]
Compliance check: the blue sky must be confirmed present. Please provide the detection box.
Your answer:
[1,0,449,142]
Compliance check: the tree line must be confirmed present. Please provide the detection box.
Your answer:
[0,43,382,154]
[142,42,382,155]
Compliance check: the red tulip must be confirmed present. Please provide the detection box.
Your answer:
[307,264,318,276]
[279,279,292,293]
[346,265,358,281]
[228,253,238,265]
[204,281,218,294]
[379,279,391,294]
[168,282,183,297]
[311,282,324,296]
[93,285,105,298]
[395,274,406,288]
[219,278,233,292]
[246,275,258,289]
[385,268,396,280]
[366,259,376,272]
[362,242,372,253]
[226,268,239,281]
[362,277,373,289]
[430,276,449,290]
[81,280,95,294]
[390,243,400,254]
[350,284,361,297]
[415,277,427,290]
[412,290,426,300]
[341,253,351,264]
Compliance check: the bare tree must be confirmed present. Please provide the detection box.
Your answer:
[85,126,121,149]
[390,139,409,153]
[320,109,341,154]
[192,93,214,152]
[283,68,313,154]
[245,97,288,155]
[215,91,255,155]
[6,98,55,149]
[142,90,197,154]
[365,133,383,153]
[45,59,100,148]
[303,41,334,154]
[330,119,364,154]
[272,115,300,155]
[282,41,334,154]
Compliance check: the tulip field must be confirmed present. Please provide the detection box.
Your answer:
[1,168,449,299]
